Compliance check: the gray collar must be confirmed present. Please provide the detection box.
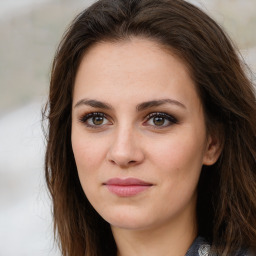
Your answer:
[185,236,249,256]
[185,237,211,256]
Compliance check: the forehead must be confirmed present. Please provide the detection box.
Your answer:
[77,38,190,78]
[73,38,200,110]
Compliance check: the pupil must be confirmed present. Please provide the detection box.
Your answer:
[93,116,103,125]
[153,116,164,126]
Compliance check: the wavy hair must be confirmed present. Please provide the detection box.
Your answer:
[43,0,256,255]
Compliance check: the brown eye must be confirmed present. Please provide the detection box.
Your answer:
[93,116,104,125]
[80,112,111,128]
[153,116,165,126]
[143,112,178,128]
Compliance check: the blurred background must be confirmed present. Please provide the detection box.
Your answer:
[0,0,255,255]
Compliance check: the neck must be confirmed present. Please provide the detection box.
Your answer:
[112,208,197,256]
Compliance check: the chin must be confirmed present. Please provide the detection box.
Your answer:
[100,207,156,231]
[110,219,154,231]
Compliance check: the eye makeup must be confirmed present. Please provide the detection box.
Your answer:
[143,112,178,128]
[78,110,178,130]
[79,112,112,128]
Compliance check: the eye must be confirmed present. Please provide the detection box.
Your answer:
[144,112,177,128]
[79,112,111,128]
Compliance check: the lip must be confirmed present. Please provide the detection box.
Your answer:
[103,178,153,197]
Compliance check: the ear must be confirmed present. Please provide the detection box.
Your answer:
[203,132,223,166]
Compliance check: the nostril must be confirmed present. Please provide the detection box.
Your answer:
[110,160,116,165]
[106,143,145,167]
[108,159,138,167]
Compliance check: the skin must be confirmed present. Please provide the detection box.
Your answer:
[71,38,221,256]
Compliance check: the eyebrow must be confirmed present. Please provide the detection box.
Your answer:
[136,99,186,111]
[74,98,186,110]
[74,99,112,109]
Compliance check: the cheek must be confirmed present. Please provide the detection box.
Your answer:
[147,130,206,193]
[149,134,204,213]
[71,128,106,177]
[152,135,205,170]
[71,131,105,202]
[72,119,102,154]
[72,141,94,169]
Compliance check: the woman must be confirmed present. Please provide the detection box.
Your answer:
[44,0,256,255]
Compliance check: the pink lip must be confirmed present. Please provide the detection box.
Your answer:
[104,178,153,197]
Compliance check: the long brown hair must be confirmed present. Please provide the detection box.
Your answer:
[43,0,256,255]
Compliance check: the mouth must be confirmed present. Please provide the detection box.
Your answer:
[103,178,153,197]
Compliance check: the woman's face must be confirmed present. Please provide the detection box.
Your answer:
[72,38,219,231]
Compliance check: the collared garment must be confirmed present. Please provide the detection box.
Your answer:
[185,236,251,256]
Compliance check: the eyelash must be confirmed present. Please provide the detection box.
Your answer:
[79,112,178,129]
[79,112,111,128]
[143,112,178,128]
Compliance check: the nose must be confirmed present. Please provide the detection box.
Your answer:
[106,127,145,168]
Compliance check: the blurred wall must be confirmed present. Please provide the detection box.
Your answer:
[0,0,94,115]
[0,0,255,115]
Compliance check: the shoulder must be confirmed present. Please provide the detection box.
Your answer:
[185,237,254,256]
[185,236,211,256]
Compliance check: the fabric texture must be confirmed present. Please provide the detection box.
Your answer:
[185,236,250,256]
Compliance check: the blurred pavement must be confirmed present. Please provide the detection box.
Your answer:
[0,101,59,256]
